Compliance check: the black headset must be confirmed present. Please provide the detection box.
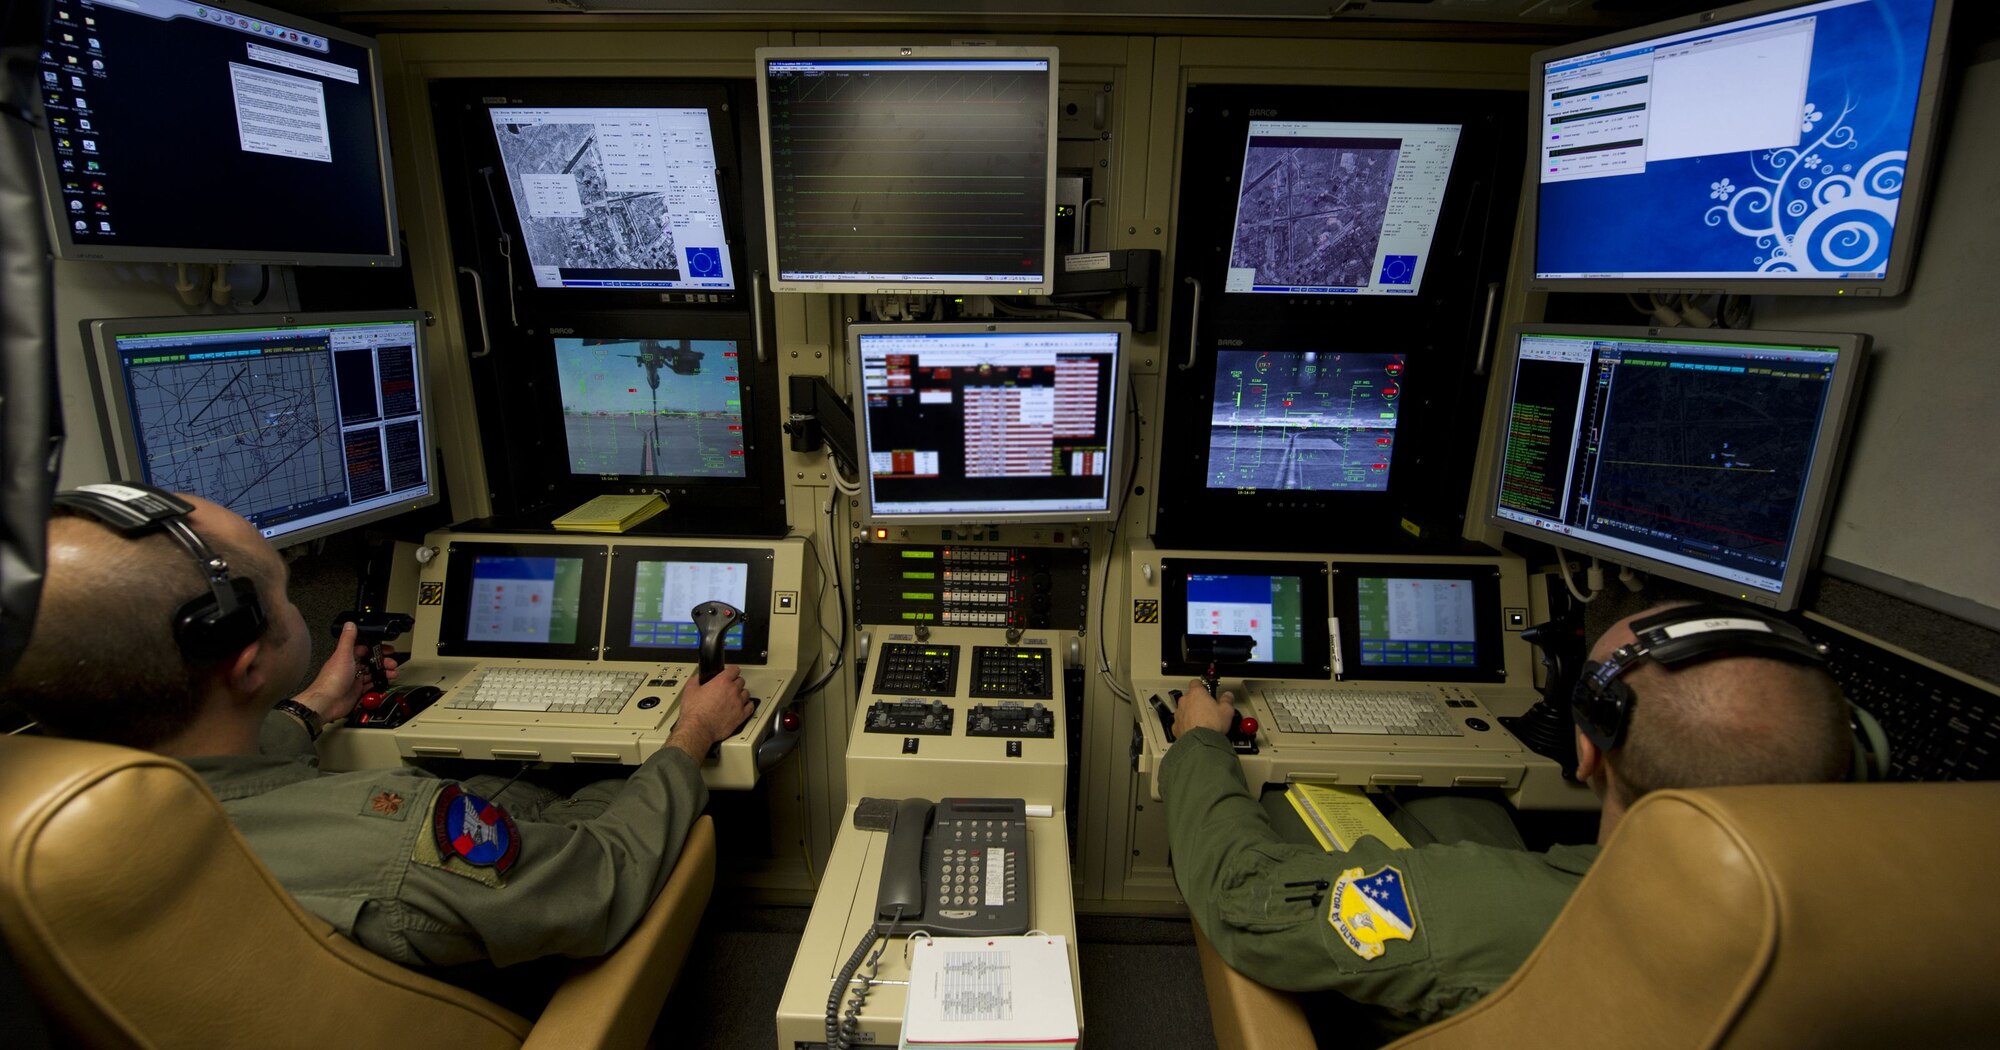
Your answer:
[51,483,268,664]
[1572,602,1888,782]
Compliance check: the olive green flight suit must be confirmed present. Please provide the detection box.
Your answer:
[1162,728,1597,1023]
[183,711,707,970]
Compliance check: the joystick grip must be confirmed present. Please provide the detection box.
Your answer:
[691,601,743,685]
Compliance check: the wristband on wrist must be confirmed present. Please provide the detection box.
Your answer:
[273,699,325,741]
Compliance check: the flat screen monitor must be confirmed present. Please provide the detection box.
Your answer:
[34,0,397,266]
[1225,121,1462,296]
[851,322,1128,525]
[436,542,607,660]
[757,46,1058,295]
[489,104,736,292]
[550,334,747,479]
[601,545,773,664]
[84,311,438,545]
[1485,324,1869,610]
[1158,557,1332,681]
[1330,563,1504,683]
[1528,0,1954,296]
[1206,350,1405,492]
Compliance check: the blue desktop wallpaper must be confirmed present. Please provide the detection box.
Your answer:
[1536,0,1937,278]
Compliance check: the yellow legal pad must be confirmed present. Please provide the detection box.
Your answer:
[1285,783,1412,852]
[550,493,669,533]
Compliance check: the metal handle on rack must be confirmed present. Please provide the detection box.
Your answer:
[752,269,769,364]
[456,266,493,360]
[1472,281,1501,376]
[1179,276,1202,371]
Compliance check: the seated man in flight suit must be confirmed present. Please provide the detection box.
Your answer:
[4,487,752,990]
[1163,600,1853,1035]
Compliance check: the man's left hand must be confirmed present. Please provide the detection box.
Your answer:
[292,621,398,723]
[1173,679,1236,739]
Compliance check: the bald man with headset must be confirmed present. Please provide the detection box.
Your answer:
[1162,600,1860,1032]
[4,484,752,995]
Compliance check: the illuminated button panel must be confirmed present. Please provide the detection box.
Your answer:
[871,642,960,696]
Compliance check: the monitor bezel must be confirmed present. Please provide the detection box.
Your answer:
[1523,0,1956,298]
[1329,562,1506,684]
[847,320,1131,527]
[81,309,441,546]
[1158,557,1334,682]
[449,78,750,305]
[435,541,609,660]
[35,0,401,267]
[1482,322,1871,611]
[755,45,1060,296]
[600,545,774,665]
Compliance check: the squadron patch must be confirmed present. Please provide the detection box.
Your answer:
[431,784,521,875]
[1327,865,1416,961]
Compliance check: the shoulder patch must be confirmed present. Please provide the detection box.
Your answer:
[1328,865,1416,961]
[412,784,520,886]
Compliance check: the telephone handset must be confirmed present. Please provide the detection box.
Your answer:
[871,797,1031,936]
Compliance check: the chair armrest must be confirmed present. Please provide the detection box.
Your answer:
[525,816,718,1050]
[1193,921,1318,1050]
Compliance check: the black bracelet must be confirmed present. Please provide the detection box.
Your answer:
[273,699,324,742]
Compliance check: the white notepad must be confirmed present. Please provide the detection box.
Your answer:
[901,935,1079,1049]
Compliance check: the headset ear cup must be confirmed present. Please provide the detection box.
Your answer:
[1571,661,1626,754]
[172,577,268,664]
[1850,703,1891,783]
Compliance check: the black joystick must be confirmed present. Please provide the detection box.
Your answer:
[329,610,414,692]
[690,601,743,685]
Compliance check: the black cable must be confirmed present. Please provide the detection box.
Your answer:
[825,911,895,1050]
[1096,380,1146,697]
[794,491,849,699]
[248,265,271,306]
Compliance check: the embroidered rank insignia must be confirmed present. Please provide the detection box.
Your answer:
[360,786,409,820]
[1328,865,1416,961]
[431,784,521,875]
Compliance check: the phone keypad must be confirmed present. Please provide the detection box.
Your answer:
[934,818,1020,912]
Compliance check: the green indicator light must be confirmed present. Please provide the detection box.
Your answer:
[901,592,936,601]
[902,571,937,580]
[901,550,937,559]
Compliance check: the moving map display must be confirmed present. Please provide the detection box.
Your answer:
[1206,350,1405,492]
[90,313,435,544]
[552,336,746,479]
[490,105,734,291]
[1225,121,1461,296]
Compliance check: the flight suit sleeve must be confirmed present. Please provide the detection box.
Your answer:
[258,707,317,759]
[1160,729,1483,1020]
[357,745,711,969]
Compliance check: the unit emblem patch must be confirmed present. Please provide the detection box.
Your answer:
[1327,865,1416,961]
[431,784,521,875]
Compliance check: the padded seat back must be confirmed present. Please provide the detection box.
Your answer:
[0,734,532,1049]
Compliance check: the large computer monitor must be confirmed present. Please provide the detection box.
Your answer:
[488,101,736,293]
[84,311,438,545]
[1225,120,1463,297]
[850,322,1129,526]
[757,47,1059,295]
[1528,0,1955,296]
[1484,324,1869,610]
[35,0,398,266]
[1205,350,1405,492]
[550,333,748,480]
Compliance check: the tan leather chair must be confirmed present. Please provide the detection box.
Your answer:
[1196,783,2000,1050]
[0,733,716,1049]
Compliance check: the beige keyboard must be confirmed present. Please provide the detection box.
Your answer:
[443,667,647,714]
[1262,688,1462,737]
